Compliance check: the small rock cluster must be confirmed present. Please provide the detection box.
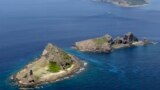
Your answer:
[113,32,138,45]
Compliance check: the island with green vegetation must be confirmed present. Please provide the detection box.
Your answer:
[74,32,151,53]
[11,43,85,88]
[100,0,148,7]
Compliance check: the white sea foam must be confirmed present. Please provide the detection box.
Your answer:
[84,62,88,66]
[152,41,159,45]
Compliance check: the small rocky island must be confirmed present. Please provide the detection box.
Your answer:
[74,32,150,53]
[12,43,85,88]
[100,0,148,7]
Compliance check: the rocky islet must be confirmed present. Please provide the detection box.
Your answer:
[12,43,85,88]
[74,32,150,53]
[99,0,148,7]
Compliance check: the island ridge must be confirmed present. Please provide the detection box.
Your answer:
[11,43,85,88]
[74,32,150,53]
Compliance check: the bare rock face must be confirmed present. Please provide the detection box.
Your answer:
[12,43,84,88]
[42,43,73,69]
[74,32,150,52]
[124,32,138,43]
[113,32,138,44]
[113,36,124,44]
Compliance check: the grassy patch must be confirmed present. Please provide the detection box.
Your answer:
[48,62,61,72]
[93,37,107,45]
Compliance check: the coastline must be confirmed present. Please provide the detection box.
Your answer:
[11,44,87,88]
[73,33,152,53]
[12,58,86,88]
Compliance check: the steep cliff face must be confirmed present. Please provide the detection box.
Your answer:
[74,32,149,52]
[13,43,84,87]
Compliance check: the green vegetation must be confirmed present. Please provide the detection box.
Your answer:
[93,37,107,45]
[48,62,61,72]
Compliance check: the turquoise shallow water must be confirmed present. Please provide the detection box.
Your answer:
[0,0,160,89]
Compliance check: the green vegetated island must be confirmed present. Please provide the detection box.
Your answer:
[99,0,148,7]
[74,32,151,53]
[11,43,85,88]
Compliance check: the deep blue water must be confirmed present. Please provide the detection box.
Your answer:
[0,0,160,89]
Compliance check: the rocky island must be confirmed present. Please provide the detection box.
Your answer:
[100,0,148,7]
[11,43,85,88]
[74,32,150,53]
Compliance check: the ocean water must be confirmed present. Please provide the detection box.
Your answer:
[0,0,160,89]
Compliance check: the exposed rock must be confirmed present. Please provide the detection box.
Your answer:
[74,32,150,52]
[42,43,73,69]
[124,32,138,43]
[113,36,124,44]
[12,43,85,88]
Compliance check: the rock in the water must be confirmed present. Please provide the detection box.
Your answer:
[99,0,148,7]
[12,43,84,88]
[74,32,150,52]
[124,32,139,43]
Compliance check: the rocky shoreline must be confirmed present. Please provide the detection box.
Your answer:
[11,43,86,88]
[74,32,151,53]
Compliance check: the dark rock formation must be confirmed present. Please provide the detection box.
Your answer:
[124,32,138,43]
[113,36,124,44]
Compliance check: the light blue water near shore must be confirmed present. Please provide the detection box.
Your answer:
[0,0,160,89]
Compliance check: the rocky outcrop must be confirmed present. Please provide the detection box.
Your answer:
[12,43,85,88]
[99,0,148,7]
[74,32,150,52]
[74,34,112,53]
[42,44,73,70]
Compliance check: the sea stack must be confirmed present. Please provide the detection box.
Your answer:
[12,43,85,88]
[74,32,150,53]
